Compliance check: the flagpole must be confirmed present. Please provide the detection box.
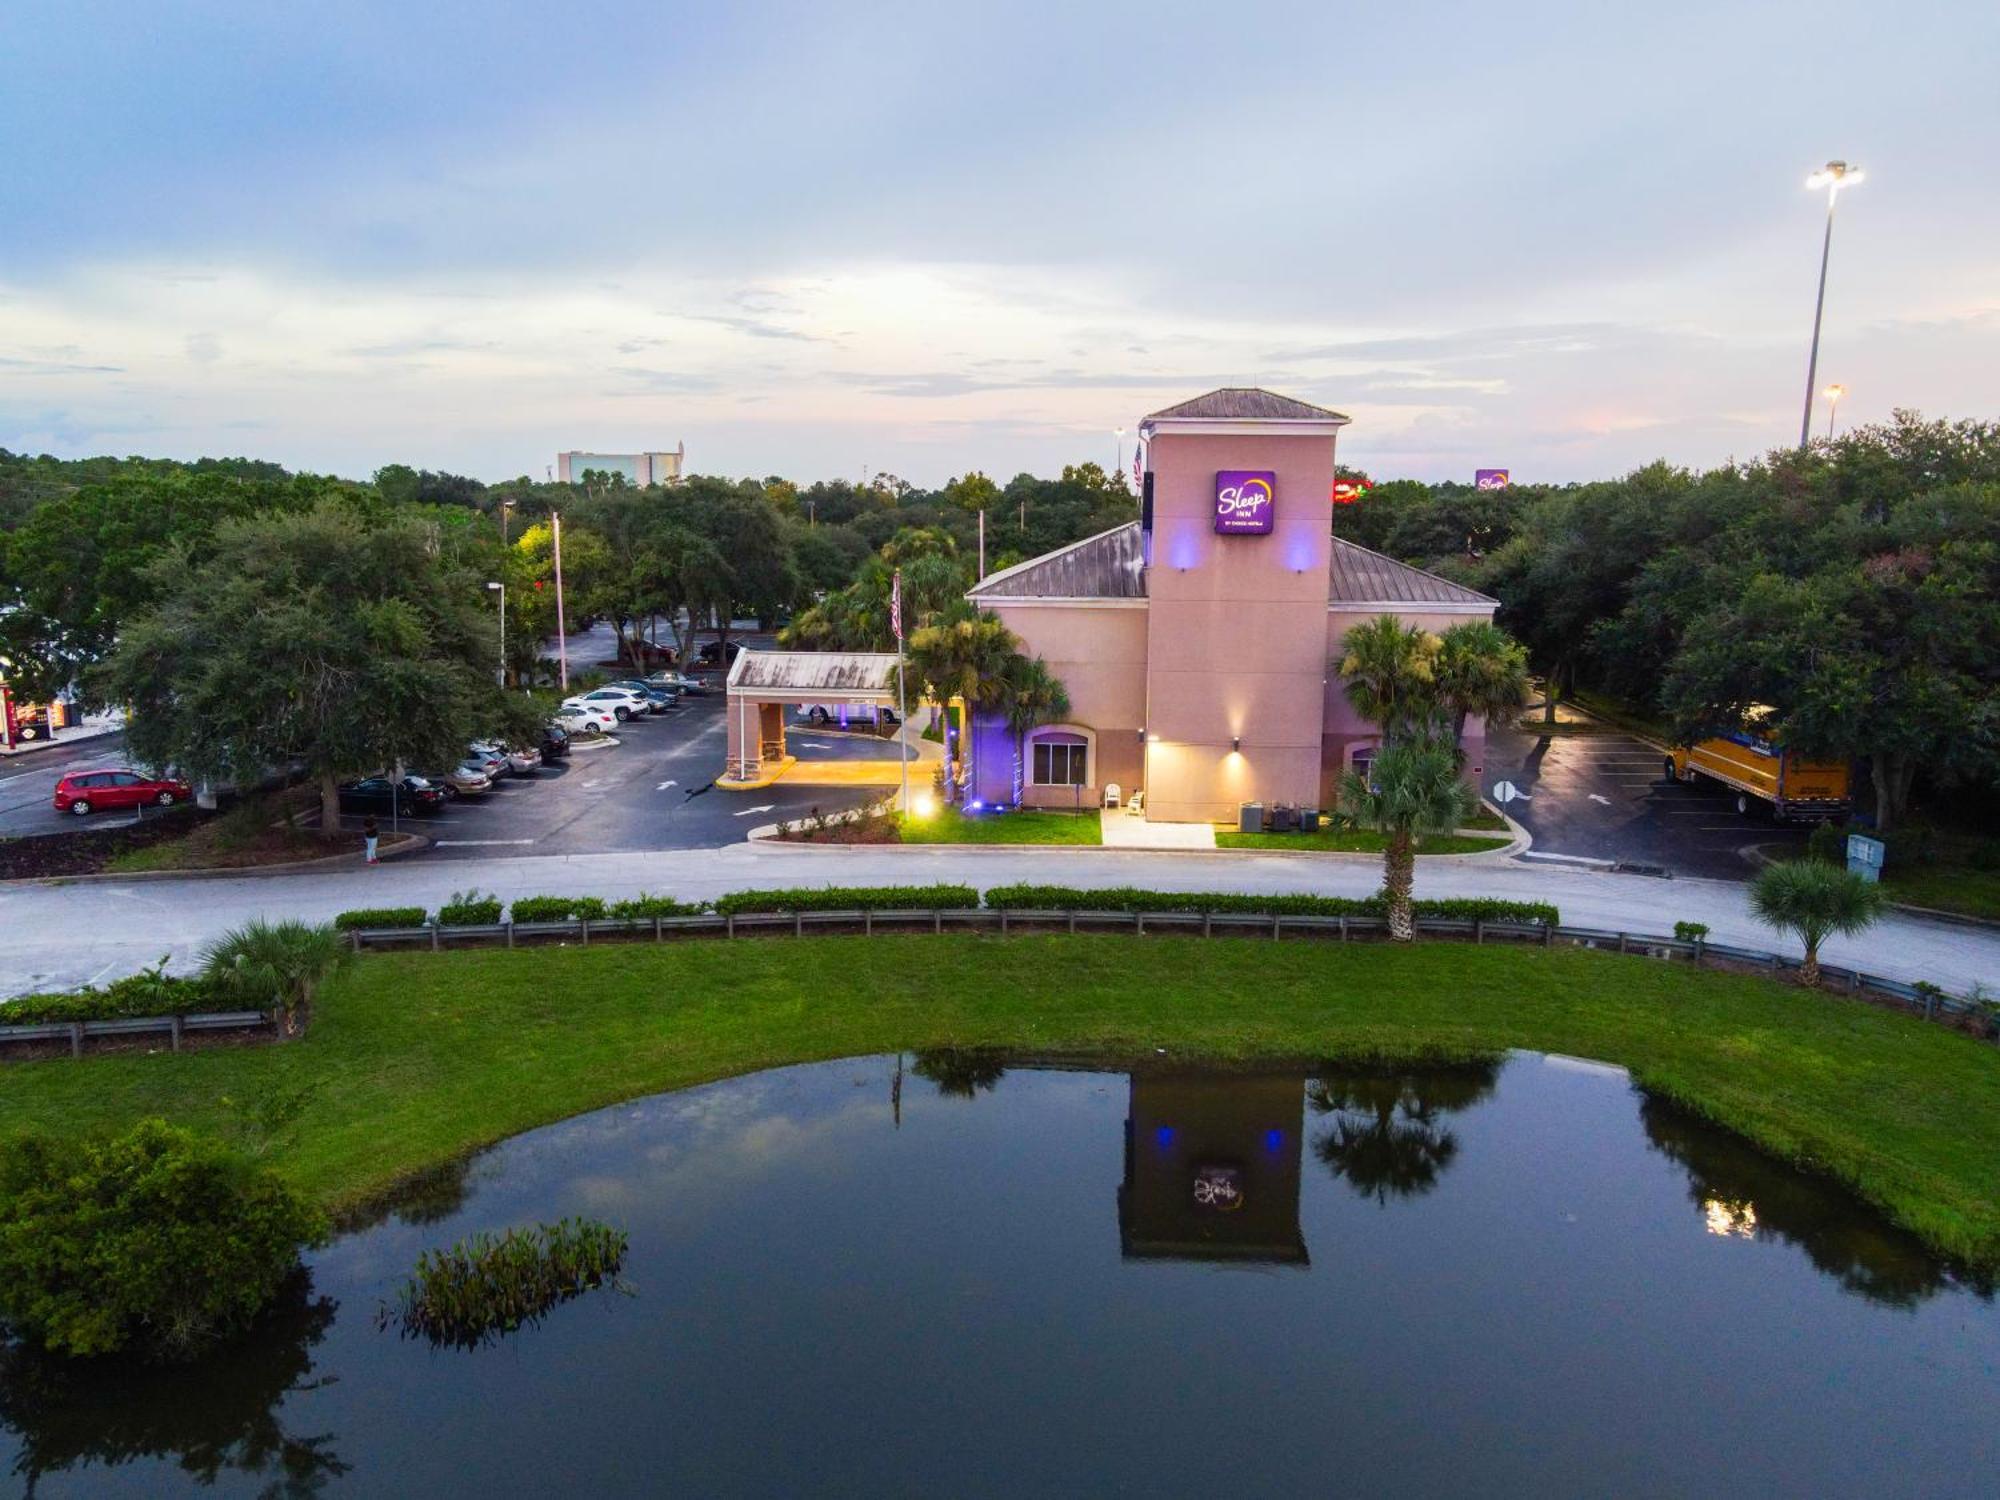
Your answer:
[893,568,910,814]
[553,510,569,692]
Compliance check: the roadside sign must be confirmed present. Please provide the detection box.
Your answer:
[1491,780,1531,804]
[1847,833,1884,883]
[1475,468,1510,490]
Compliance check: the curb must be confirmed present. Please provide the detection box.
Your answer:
[567,735,622,754]
[743,835,1524,865]
[0,833,432,888]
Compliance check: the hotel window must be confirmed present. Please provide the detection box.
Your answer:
[1032,739,1088,786]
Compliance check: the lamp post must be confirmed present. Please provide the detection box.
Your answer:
[486,581,505,685]
[1113,426,1125,484]
[500,496,516,548]
[1799,160,1864,449]
[1822,383,1846,441]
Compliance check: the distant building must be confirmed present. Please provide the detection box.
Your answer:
[556,445,685,487]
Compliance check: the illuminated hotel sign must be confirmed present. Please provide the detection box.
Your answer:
[1214,471,1275,534]
[1475,468,1510,490]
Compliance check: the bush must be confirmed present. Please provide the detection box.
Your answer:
[978,885,1560,926]
[1674,921,1711,942]
[382,1217,628,1350]
[437,890,502,926]
[1805,822,1848,865]
[333,906,429,931]
[508,895,609,923]
[712,884,980,916]
[606,893,708,919]
[1,963,222,1025]
[0,1120,327,1361]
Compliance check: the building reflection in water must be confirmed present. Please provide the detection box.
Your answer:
[1118,1071,1310,1264]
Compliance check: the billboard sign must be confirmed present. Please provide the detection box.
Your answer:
[1214,471,1276,534]
[1474,468,1510,490]
[1331,478,1373,505]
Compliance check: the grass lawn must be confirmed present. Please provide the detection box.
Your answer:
[898,807,1101,844]
[4,937,1998,1269]
[1882,835,2000,922]
[1216,829,1510,854]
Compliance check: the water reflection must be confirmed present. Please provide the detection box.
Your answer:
[339,1156,477,1233]
[1119,1071,1309,1263]
[0,1275,345,1497]
[912,1048,1009,1098]
[1305,1062,1500,1204]
[1639,1095,1979,1309]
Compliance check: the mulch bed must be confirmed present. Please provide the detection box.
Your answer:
[0,808,206,878]
[774,821,899,844]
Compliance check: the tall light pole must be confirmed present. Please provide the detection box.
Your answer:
[552,511,569,692]
[500,496,516,548]
[1113,426,1125,483]
[1822,383,1846,441]
[486,581,505,685]
[1799,160,1864,449]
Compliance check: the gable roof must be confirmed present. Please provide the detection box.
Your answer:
[1144,388,1351,423]
[965,521,1496,610]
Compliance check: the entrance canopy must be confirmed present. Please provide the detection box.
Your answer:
[723,649,905,785]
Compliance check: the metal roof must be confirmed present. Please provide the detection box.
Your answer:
[966,522,1147,600]
[965,521,1495,609]
[1144,387,1351,423]
[1327,538,1498,607]
[726,649,902,699]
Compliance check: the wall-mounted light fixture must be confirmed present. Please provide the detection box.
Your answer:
[1231,735,1240,752]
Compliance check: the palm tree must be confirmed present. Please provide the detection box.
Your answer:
[904,614,1017,798]
[1748,859,1886,987]
[1435,620,1531,754]
[1305,1063,1498,1204]
[1337,614,1444,746]
[202,919,350,1037]
[1340,739,1474,940]
[996,654,1071,804]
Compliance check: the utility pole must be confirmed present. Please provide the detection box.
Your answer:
[553,511,569,692]
[978,508,986,580]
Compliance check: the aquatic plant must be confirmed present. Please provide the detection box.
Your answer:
[382,1218,629,1349]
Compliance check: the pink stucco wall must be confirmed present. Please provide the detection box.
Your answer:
[973,602,1146,807]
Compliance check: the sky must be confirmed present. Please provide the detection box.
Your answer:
[2,0,1996,488]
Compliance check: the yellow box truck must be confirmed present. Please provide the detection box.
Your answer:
[1665,723,1849,821]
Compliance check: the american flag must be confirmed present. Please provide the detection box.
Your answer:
[1131,443,1143,492]
[890,568,902,642]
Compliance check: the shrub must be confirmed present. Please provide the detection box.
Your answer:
[1674,921,1711,942]
[978,885,1560,926]
[1,962,222,1025]
[606,893,708,919]
[382,1217,628,1349]
[508,895,609,923]
[712,884,980,916]
[1805,822,1848,866]
[437,890,502,926]
[333,906,429,931]
[202,920,349,1038]
[1749,859,1886,988]
[0,1120,327,1361]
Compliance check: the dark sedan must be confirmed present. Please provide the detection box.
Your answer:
[337,775,448,815]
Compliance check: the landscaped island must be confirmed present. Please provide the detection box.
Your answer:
[3,936,1997,1271]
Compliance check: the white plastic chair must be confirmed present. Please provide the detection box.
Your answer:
[1103,782,1121,809]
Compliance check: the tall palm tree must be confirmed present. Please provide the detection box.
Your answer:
[1339,739,1474,940]
[1748,859,1886,987]
[1337,614,1444,746]
[202,919,350,1037]
[1435,620,1531,755]
[997,654,1071,804]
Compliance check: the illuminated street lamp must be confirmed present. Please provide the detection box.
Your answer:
[1114,427,1126,484]
[1798,160,1864,449]
[1822,382,1847,441]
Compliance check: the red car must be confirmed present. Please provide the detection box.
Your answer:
[52,768,193,816]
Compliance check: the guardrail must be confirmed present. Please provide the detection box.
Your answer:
[0,1008,280,1058]
[339,909,1989,1033]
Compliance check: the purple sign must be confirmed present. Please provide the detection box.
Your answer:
[1475,468,1510,490]
[1214,471,1275,534]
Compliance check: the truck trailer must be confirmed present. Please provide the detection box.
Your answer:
[1665,728,1849,821]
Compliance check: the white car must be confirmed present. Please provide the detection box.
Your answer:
[562,687,648,723]
[558,704,618,735]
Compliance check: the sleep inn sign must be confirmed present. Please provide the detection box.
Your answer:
[1214,471,1275,535]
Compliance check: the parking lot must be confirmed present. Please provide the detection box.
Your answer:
[0,734,146,840]
[1483,719,1809,880]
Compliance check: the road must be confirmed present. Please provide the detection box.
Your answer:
[4,843,1993,1002]
[0,732,141,838]
[1484,720,1809,879]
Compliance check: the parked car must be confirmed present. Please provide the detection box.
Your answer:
[797,702,900,728]
[557,703,618,735]
[646,670,708,696]
[694,640,744,669]
[539,722,572,761]
[561,687,648,722]
[337,775,447,815]
[430,763,494,797]
[464,743,510,779]
[468,741,538,777]
[52,768,193,816]
[609,680,678,713]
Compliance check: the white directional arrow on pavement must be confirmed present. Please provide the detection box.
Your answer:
[655,780,678,791]
[1588,793,1612,806]
[732,804,776,816]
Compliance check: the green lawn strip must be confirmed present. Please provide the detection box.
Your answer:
[3,938,1996,1268]
[1884,864,2000,923]
[897,808,1101,844]
[1215,829,1510,854]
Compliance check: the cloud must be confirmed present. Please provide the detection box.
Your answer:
[0,354,124,375]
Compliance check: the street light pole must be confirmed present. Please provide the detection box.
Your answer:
[1113,426,1124,482]
[1823,383,1846,441]
[1799,161,1863,450]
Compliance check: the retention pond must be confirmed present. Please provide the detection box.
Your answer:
[3,1052,1995,1496]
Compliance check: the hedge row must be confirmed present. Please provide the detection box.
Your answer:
[2,970,225,1025]
[333,906,429,932]
[334,894,713,930]
[979,885,1560,926]
[712,884,980,916]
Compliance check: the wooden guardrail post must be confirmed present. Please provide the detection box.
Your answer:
[1474,918,1484,946]
[654,916,664,942]
[1338,915,1348,943]
[1693,936,1705,967]
[1067,911,1077,934]
[1203,911,1212,939]
[726,913,736,939]
[999,909,1009,935]
[1543,923,1554,948]
[506,921,516,949]
[794,911,804,938]
[1617,932,1629,955]
[933,909,942,934]
[1135,912,1145,936]
[864,910,873,936]
[1271,914,1281,940]
[351,929,363,955]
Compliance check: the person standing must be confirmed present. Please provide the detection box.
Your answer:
[362,814,379,865]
